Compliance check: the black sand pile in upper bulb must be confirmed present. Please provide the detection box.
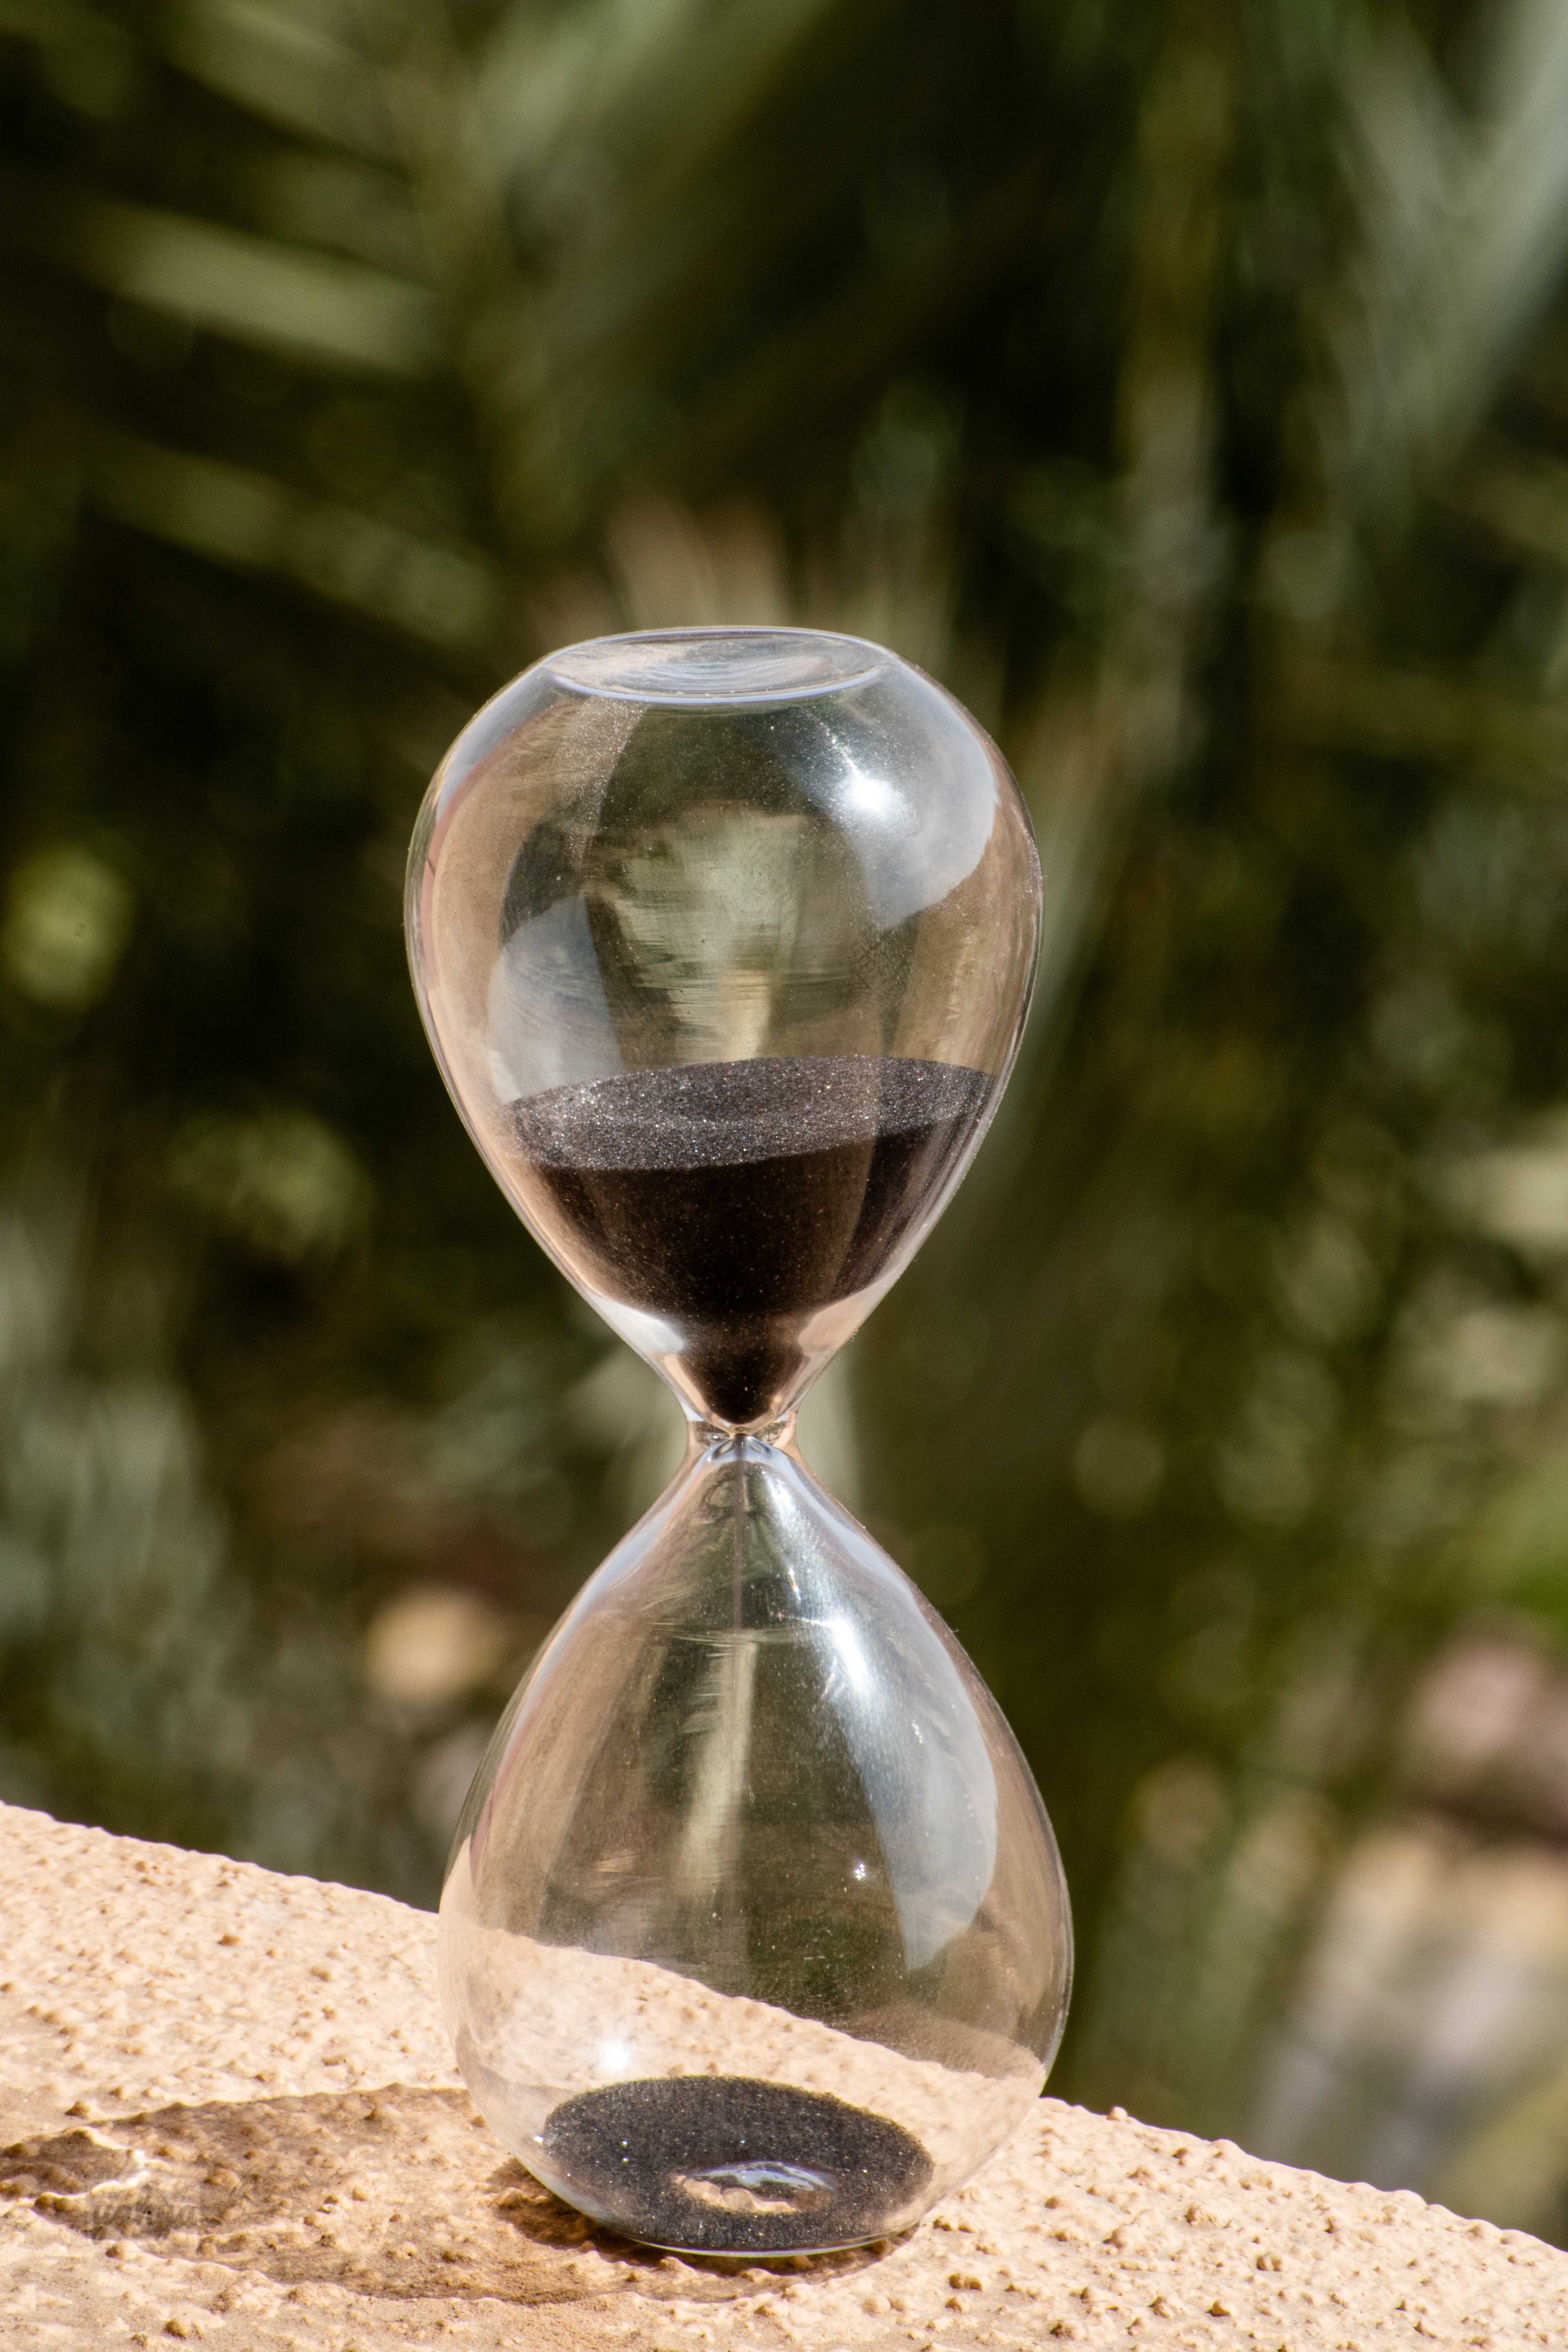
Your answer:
[507,1054,993,1425]
[539,2073,933,2253]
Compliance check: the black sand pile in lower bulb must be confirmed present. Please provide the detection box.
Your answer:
[507,1054,994,1425]
[539,2073,933,2254]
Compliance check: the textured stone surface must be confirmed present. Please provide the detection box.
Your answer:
[2,1802,1566,2347]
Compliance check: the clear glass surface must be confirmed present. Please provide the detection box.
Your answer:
[407,626,1040,1429]
[407,628,1070,2254]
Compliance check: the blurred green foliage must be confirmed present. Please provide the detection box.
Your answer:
[10,0,1568,2225]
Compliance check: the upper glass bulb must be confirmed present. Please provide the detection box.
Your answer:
[406,628,1042,1430]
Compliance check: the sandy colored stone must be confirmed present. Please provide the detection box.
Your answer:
[1,1802,1565,2347]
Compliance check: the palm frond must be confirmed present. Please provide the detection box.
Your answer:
[85,429,505,646]
[163,0,397,155]
[15,180,436,369]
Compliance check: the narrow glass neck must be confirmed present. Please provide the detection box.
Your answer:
[685,1408,800,1460]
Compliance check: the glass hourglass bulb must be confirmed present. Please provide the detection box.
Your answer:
[406,628,1071,2256]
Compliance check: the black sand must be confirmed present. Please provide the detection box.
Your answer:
[508,1054,993,1425]
[540,2073,933,2252]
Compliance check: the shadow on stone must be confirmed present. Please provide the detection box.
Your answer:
[0,2085,895,2307]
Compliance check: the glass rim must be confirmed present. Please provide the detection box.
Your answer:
[543,625,892,708]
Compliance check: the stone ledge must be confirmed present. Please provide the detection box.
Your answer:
[0,1802,1563,2349]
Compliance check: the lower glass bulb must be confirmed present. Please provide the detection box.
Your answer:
[439,1429,1071,2256]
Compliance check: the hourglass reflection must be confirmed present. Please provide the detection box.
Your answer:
[406,628,1071,2255]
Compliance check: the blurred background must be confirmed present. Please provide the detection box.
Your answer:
[8,0,1568,2241]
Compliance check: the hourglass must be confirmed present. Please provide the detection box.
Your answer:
[406,627,1071,2257]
